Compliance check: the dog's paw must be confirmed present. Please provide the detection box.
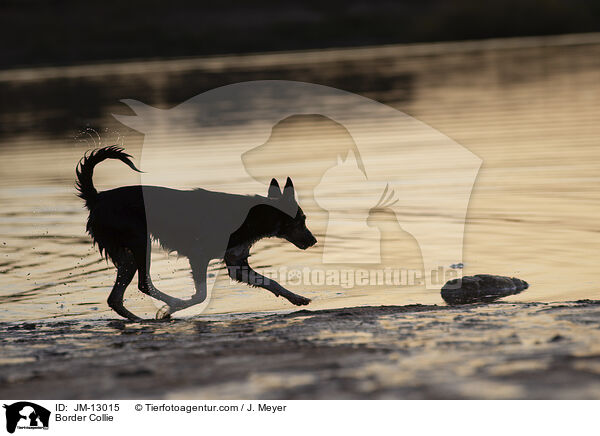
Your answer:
[289,295,311,306]
[155,305,172,320]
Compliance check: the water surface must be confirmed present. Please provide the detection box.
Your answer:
[1,35,599,321]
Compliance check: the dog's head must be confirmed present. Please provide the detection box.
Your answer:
[268,177,317,250]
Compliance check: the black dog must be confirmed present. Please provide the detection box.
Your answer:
[76,146,317,321]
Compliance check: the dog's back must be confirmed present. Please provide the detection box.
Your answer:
[96,185,272,258]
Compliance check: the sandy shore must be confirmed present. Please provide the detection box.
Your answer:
[2,300,600,399]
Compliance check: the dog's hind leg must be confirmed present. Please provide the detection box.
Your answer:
[155,256,209,319]
[131,241,189,309]
[225,258,311,306]
[107,255,141,321]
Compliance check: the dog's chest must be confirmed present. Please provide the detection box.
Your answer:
[224,244,250,262]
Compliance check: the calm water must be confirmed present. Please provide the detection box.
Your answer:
[1,34,600,322]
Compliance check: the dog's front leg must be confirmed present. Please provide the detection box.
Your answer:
[155,256,209,319]
[226,258,311,306]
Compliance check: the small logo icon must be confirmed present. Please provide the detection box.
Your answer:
[3,402,50,434]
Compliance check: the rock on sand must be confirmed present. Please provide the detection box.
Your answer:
[441,274,528,305]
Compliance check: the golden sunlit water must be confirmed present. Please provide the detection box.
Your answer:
[1,34,599,322]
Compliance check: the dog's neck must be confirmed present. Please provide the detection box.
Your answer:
[226,203,285,255]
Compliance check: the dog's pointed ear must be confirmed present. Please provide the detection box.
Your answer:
[283,177,295,201]
[268,178,282,198]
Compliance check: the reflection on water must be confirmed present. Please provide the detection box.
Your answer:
[1,34,600,322]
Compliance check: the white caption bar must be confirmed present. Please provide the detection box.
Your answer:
[0,400,597,435]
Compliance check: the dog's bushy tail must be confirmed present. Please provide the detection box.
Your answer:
[76,146,141,209]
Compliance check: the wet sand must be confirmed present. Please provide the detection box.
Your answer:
[2,300,600,399]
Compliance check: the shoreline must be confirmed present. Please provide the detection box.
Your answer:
[3,32,600,82]
[2,300,600,399]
